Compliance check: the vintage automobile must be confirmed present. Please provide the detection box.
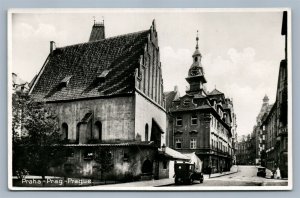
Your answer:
[257,166,266,177]
[174,162,204,184]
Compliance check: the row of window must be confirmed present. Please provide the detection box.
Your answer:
[175,138,196,149]
[62,122,152,143]
[211,117,227,136]
[61,121,102,142]
[211,139,231,153]
[175,138,231,154]
[176,115,198,126]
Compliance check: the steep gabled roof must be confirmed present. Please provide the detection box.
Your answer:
[208,88,224,95]
[30,29,150,101]
[164,91,177,111]
[207,88,225,103]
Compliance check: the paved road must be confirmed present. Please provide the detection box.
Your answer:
[161,166,288,187]
[82,165,288,189]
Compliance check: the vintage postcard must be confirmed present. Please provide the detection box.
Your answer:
[7,8,292,190]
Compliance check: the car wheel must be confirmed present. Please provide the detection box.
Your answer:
[190,178,194,185]
[200,179,203,183]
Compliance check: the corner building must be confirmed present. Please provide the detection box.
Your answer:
[166,35,235,174]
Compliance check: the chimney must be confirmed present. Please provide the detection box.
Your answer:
[174,85,178,92]
[50,41,56,54]
[89,20,105,42]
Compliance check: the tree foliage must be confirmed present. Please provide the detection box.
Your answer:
[94,149,114,179]
[12,91,64,180]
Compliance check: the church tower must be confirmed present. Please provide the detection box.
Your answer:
[185,31,207,95]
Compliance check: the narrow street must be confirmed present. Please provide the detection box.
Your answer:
[160,166,288,187]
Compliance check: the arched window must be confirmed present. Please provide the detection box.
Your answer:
[94,121,102,141]
[145,124,149,141]
[62,123,68,141]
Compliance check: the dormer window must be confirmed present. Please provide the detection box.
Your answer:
[60,75,72,87]
[97,70,110,81]
[183,99,190,106]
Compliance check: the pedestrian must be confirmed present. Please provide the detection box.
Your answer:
[275,167,281,179]
[208,165,212,178]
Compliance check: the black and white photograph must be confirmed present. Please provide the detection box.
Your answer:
[8,8,292,190]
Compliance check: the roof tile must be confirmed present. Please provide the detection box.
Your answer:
[30,30,150,101]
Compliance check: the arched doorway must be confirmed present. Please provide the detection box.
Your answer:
[141,159,153,174]
[62,123,68,141]
[94,121,102,141]
[150,119,163,147]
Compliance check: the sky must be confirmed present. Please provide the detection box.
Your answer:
[11,9,286,137]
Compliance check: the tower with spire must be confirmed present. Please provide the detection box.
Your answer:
[185,31,207,95]
[164,30,237,173]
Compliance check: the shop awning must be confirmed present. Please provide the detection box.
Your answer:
[158,147,190,160]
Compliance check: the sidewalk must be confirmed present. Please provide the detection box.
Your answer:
[205,165,238,179]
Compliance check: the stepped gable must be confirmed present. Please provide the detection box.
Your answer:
[30,30,150,101]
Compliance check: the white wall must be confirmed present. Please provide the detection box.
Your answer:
[134,92,167,146]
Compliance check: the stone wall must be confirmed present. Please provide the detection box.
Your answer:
[49,96,135,143]
[48,146,157,180]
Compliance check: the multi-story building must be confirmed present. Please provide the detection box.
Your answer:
[236,134,255,165]
[261,104,277,170]
[236,135,247,165]
[165,34,235,174]
[28,20,170,180]
[261,11,288,178]
[252,95,272,165]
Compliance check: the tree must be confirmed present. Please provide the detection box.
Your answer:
[12,92,64,184]
[94,148,114,180]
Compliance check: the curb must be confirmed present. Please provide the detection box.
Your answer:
[209,170,238,178]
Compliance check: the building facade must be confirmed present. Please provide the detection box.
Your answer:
[29,20,170,180]
[165,34,235,174]
[261,11,288,178]
[236,135,248,165]
[252,95,272,165]
[236,134,255,165]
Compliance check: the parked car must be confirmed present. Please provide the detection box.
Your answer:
[174,162,204,184]
[257,166,266,177]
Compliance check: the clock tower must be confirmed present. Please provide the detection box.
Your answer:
[186,31,207,95]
